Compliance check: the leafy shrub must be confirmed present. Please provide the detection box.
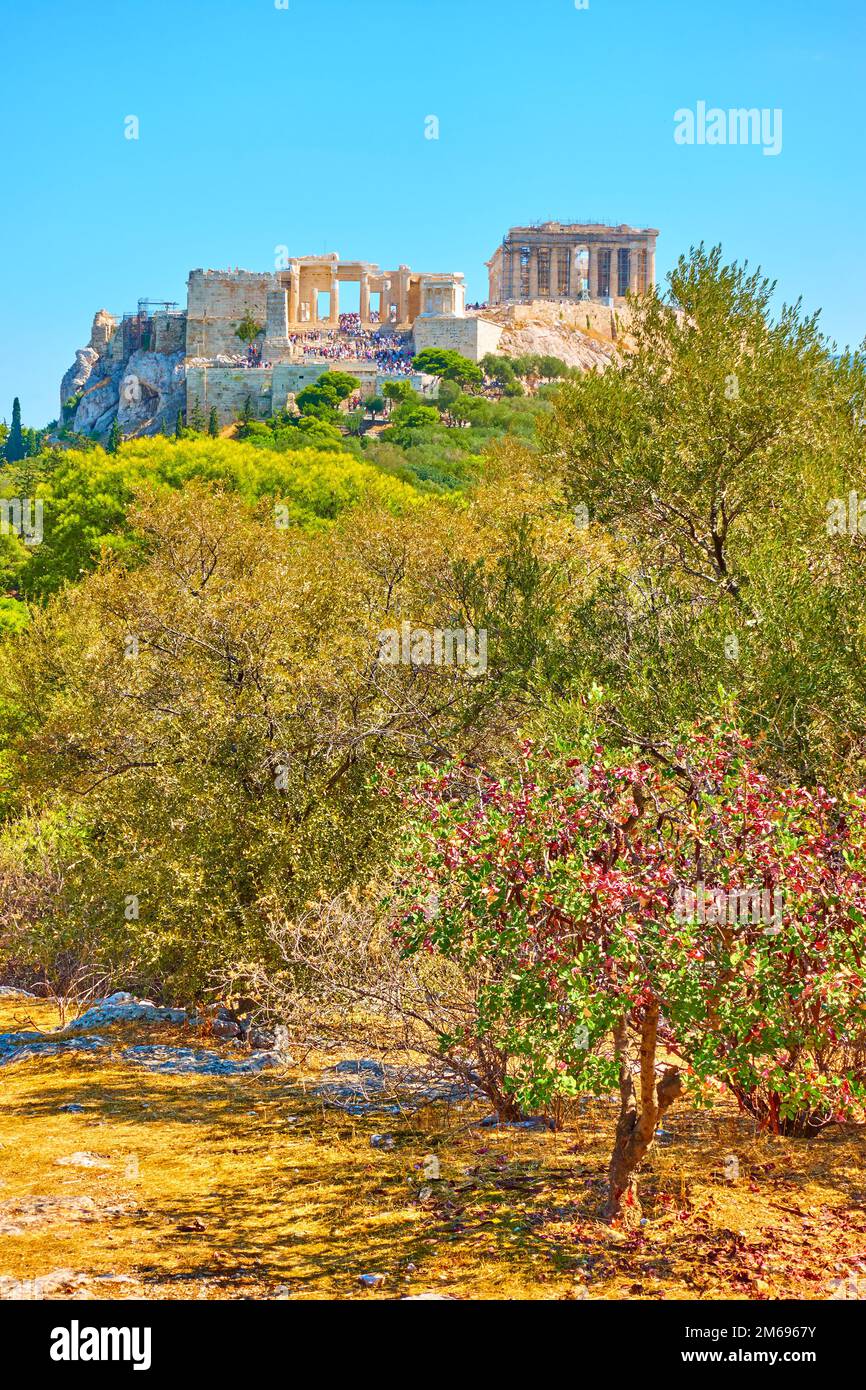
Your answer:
[393,721,866,1222]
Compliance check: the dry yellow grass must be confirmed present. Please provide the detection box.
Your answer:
[1,997,864,1301]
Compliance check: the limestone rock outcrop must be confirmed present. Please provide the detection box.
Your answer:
[60,317,186,440]
[59,346,99,413]
[72,373,120,436]
[497,320,619,372]
[115,350,186,435]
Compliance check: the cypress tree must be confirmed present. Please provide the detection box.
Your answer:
[5,397,25,463]
[107,420,121,454]
[175,410,184,440]
[208,407,219,438]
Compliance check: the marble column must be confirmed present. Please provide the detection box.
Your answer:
[529,249,539,301]
[288,270,300,325]
[330,273,340,325]
[359,274,370,324]
[631,248,644,294]
[549,247,558,298]
[594,247,606,299]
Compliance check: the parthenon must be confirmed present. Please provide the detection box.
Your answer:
[486,222,658,306]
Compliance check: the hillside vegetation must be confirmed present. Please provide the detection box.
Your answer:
[2,246,866,1297]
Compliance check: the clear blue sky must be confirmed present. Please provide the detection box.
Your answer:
[1,0,864,427]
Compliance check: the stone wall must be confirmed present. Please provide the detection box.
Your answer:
[186,363,434,427]
[186,270,275,359]
[186,367,274,425]
[152,312,187,354]
[411,315,503,362]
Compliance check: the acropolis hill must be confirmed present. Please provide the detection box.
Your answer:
[59,222,659,439]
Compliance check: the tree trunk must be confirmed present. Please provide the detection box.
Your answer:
[603,1006,684,1227]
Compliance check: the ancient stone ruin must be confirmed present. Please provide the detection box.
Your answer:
[487,222,658,306]
[58,225,658,440]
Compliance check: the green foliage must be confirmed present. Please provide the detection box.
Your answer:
[4,398,25,464]
[510,354,569,381]
[383,402,440,441]
[235,311,264,346]
[0,525,29,590]
[319,371,361,402]
[412,348,484,391]
[540,242,866,782]
[394,724,866,1152]
[0,596,29,635]
[296,372,360,421]
[382,380,416,406]
[480,353,524,395]
[12,436,422,600]
[0,482,566,996]
[4,229,864,1175]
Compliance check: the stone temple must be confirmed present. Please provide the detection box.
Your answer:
[59,223,658,439]
[487,222,658,305]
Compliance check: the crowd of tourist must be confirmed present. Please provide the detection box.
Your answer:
[284,315,415,373]
[209,314,416,376]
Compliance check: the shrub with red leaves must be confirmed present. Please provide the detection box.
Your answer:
[390,721,866,1220]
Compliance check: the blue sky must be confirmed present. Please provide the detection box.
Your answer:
[1,0,864,427]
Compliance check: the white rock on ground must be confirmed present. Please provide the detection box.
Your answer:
[64,991,189,1031]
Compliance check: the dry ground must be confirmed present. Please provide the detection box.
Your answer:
[1,997,864,1301]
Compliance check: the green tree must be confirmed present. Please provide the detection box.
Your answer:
[107,420,121,455]
[189,397,206,433]
[320,371,361,402]
[385,402,440,437]
[11,435,422,601]
[5,398,25,463]
[381,380,415,409]
[175,410,185,440]
[412,348,483,391]
[295,373,359,422]
[0,479,562,996]
[434,378,461,413]
[479,353,522,395]
[540,242,866,780]
[235,311,264,348]
[208,407,220,438]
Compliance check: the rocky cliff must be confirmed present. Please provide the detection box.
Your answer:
[60,311,186,440]
[470,299,628,372]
